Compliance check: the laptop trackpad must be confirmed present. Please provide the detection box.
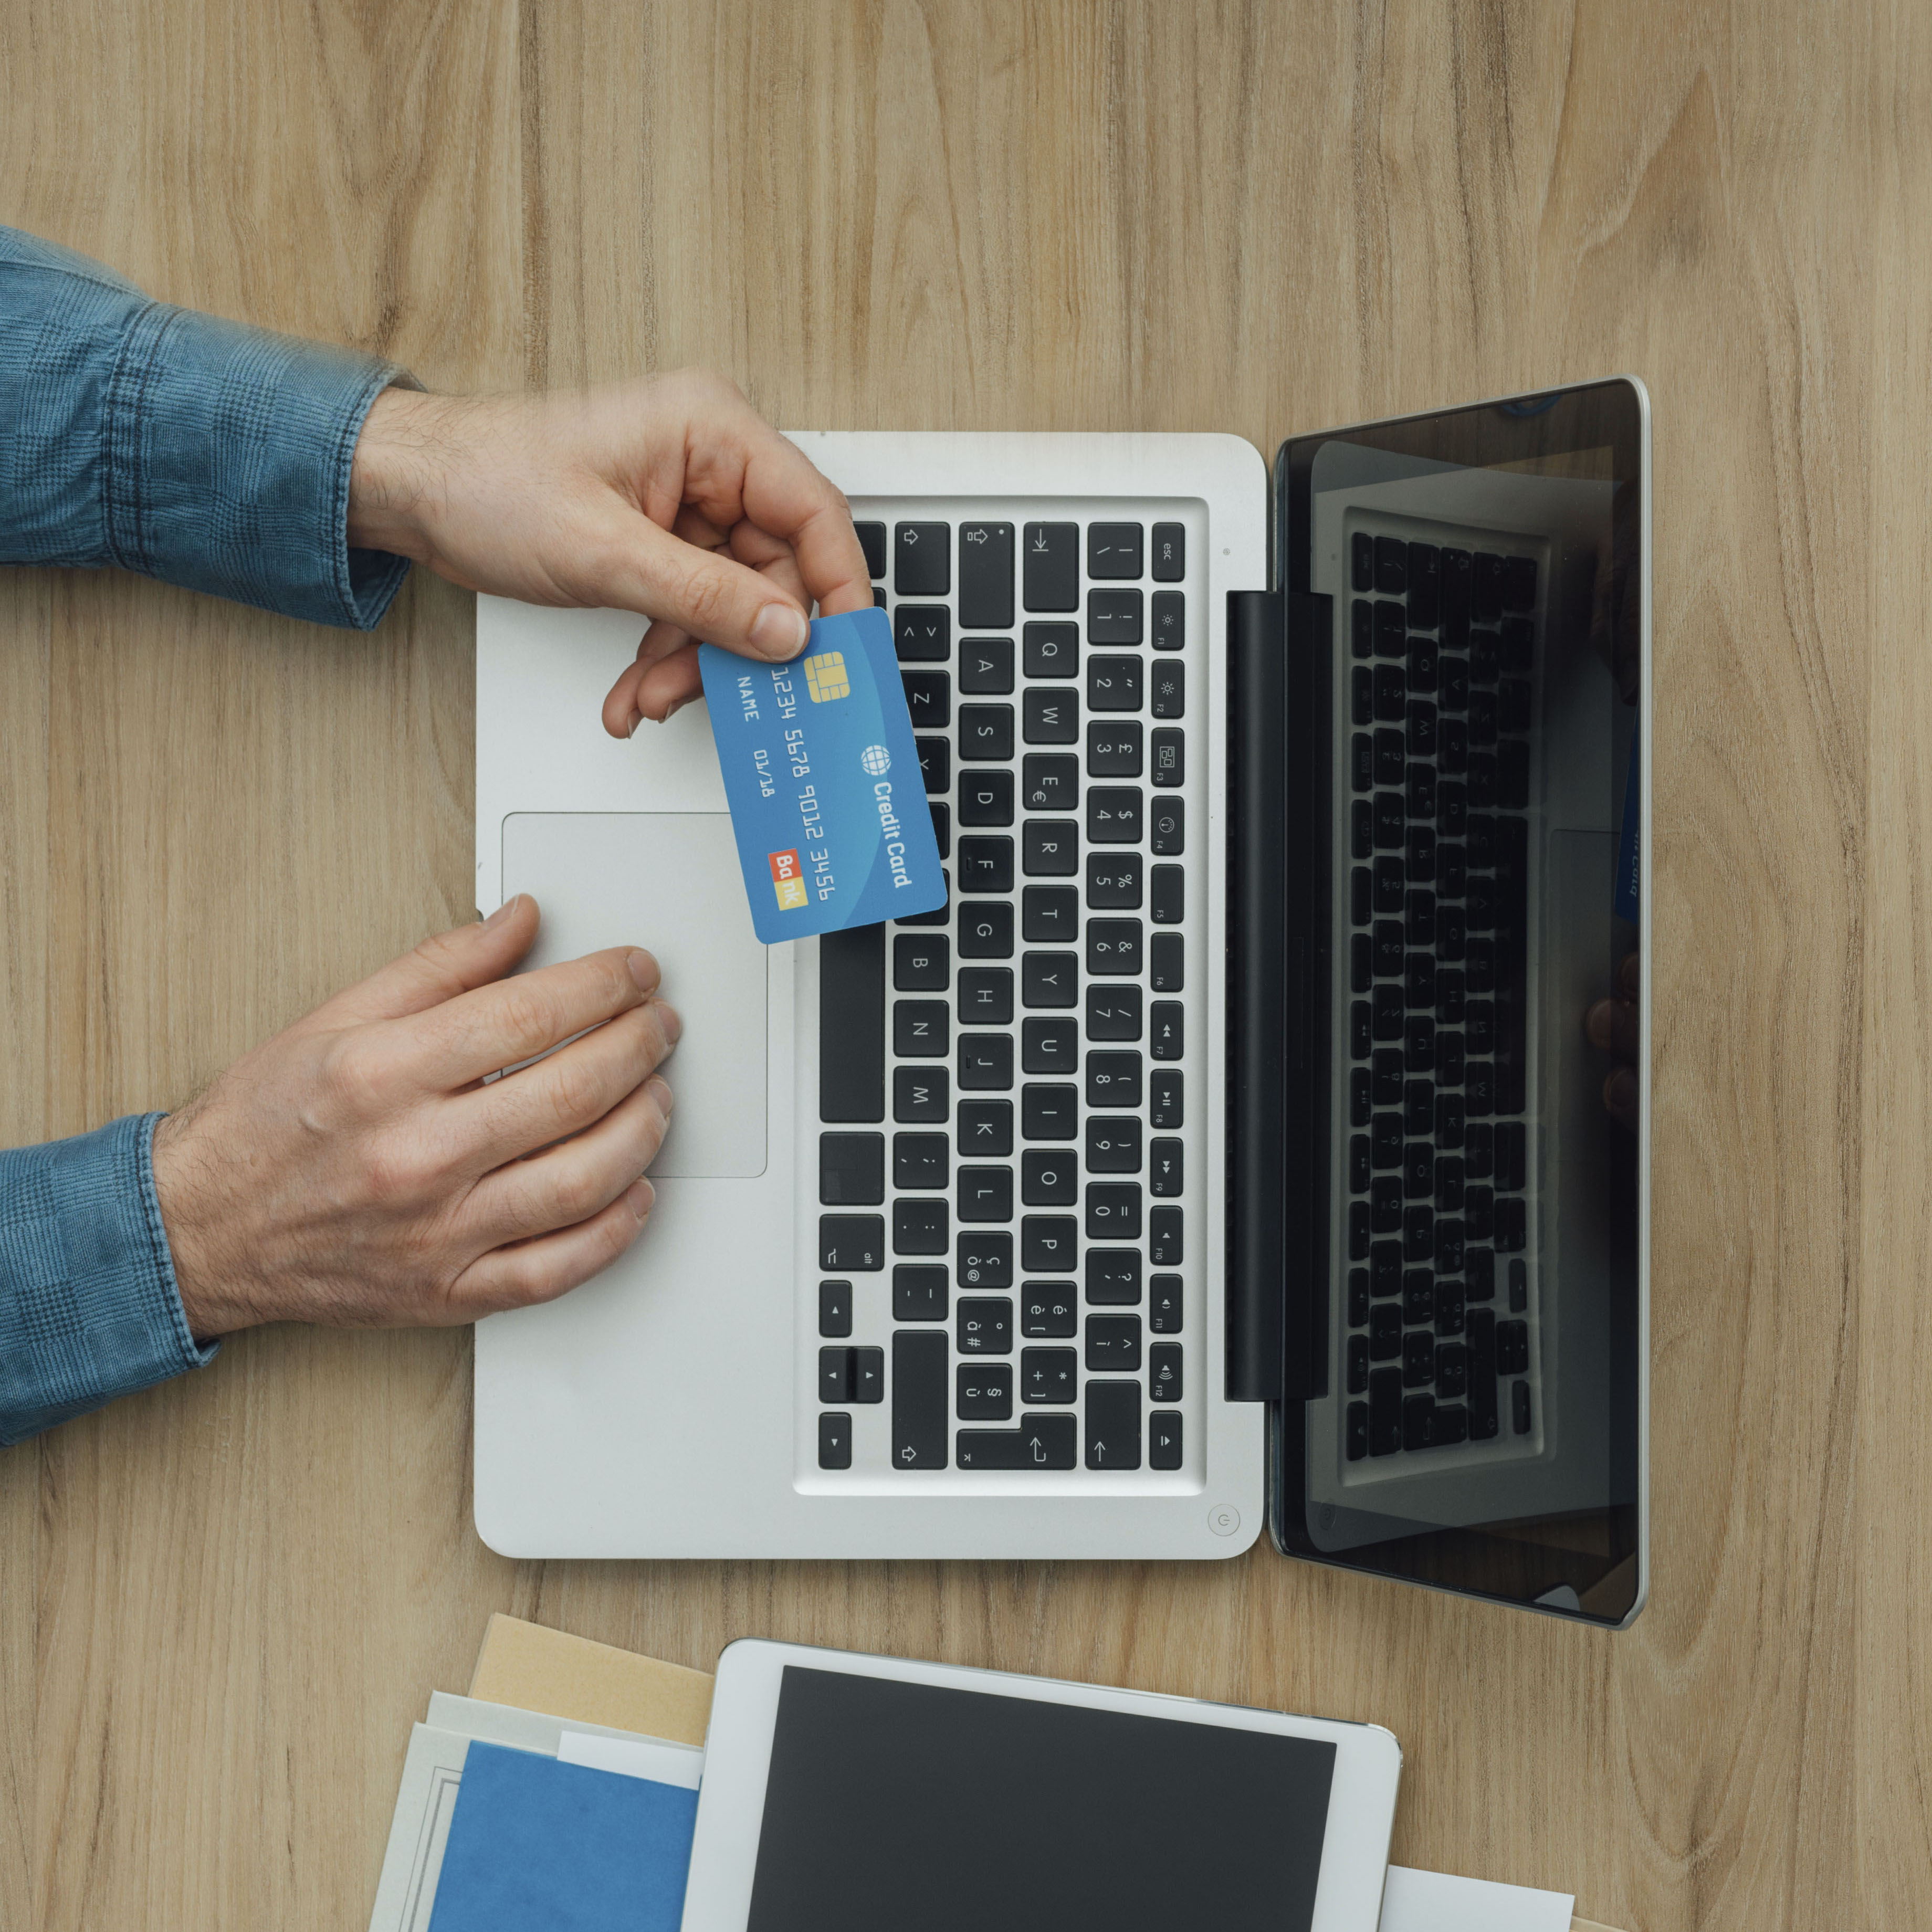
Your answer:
[501,812,767,1179]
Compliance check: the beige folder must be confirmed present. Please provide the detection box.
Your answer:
[466,1615,1619,1932]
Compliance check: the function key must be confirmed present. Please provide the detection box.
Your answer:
[1087,589,1143,645]
[895,605,950,661]
[1151,522,1185,582]
[1150,660,1184,719]
[1149,1272,1182,1332]
[1149,1342,1182,1402]
[958,521,1015,629]
[818,1411,853,1469]
[1087,522,1144,579]
[1151,729,1183,788]
[1351,531,1374,592]
[1150,590,1184,651]
[855,521,887,580]
[1150,864,1184,926]
[895,521,950,597]
[1149,1205,1182,1266]
[1149,1408,1182,1469]
[1024,622,1079,677]
[1023,522,1079,612]
[1149,1068,1183,1129]
[1150,797,1184,857]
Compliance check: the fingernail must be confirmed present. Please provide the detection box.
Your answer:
[648,1075,674,1114]
[628,950,659,993]
[749,603,808,659]
[485,895,522,930]
[626,710,642,737]
[656,999,683,1044]
[628,1179,655,1221]
[663,696,692,722]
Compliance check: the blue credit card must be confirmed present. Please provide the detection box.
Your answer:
[699,607,947,943]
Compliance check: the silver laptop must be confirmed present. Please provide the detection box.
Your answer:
[471,381,1652,1625]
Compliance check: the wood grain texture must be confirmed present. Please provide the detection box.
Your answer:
[2,3,1927,1927]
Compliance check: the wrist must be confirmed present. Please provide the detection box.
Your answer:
[151,1109,259,1342]
[347,386,449,559]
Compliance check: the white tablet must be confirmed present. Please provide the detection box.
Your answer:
[680,1639,1401,1932]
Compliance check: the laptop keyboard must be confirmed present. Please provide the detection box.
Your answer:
[1340,532,1541,1461]
[812,507,1199,1481]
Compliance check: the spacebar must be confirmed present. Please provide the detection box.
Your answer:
[819,923,885,1121]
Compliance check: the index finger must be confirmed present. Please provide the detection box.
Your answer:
[391,946,661,1090]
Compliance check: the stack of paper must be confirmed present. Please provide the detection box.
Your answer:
[365,1616,1607,1932]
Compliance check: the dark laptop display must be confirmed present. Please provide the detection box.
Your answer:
[1231,382,1647,1624]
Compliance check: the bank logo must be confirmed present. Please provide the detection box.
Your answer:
[769,847,807,910]
[802,652,849,703]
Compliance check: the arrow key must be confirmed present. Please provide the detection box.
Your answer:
[1085,1379,1142,1469]
[956,1415,1077,1469]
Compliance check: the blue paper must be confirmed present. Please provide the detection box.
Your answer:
[1615,724,1641,924]
[699,606,947,943]
[427,1742,698,1932]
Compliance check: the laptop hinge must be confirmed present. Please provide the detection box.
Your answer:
[1226,589,1333,1406]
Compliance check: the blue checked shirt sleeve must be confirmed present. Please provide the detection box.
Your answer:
[1,1116,216,1447]
[0,224,415,627]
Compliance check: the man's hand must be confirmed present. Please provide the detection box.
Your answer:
[345,371,872,732]
[150,896,678,1340]
[1584,950,1640,1130]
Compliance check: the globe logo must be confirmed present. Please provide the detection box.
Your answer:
[860,744,891,777]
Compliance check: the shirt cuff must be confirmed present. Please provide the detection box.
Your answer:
[103,302,417,629]
[0,1114,217,1448]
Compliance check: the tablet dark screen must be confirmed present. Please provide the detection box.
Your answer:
[744,1666,1338,1932]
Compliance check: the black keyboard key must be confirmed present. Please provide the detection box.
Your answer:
[958,1033,1015,1090]
[1511,1379,1532,1435]
[958,1232,1013,1290]
[1351,1001,1371,1058]
[930,803,954,866]
[820,1131,885,1205]
[895,604,951,661]
[895,521,950,595]
[1351,800,1372,862]
[958,836,1015,896]
[1023,951,1079,1009]
[1499,678,1532,733]
[1495,1120,1526,1192]
[820,922,885,1122]
[915,735,951,794]
[1084,983,1143,1042]
[958,1098,1013,1157]
[1023,820,1079,876]
[1501,555,1537,612]
[959,901,1015,958]
[1372,984,1403,1041]
[1465,1120,1494,1179]
[1349,1134,1371,1193]
[1407,700,1437,758]
[1085,1380,1141,1469]
[1352,600,1374,659]
[1086,1314,1142,1373]
[1023,753,1079,811]
[1088,655,1143,711]
[1150,659,1184,718]
[1151,728,1184,789]
[957,1296,1014,1355]
[1149,1138,1182,1197]
[1352,666,1373,726]
[1087,589,1143,645]
[958,1416,1077,1469]
[1374,601,1405,658]
[1370,1241,1401,1298]
[1149,932,1184,993]
[1373,534,1405,594]
[895,999,949,1058]
[1406,761,1436,820]
[960,704,1014,762]
[1149,1002,1183,1060]
[855,521,887,580]
[1085,1248,1143,1304]
[1370,1049,1403,1107]
[1152,522,1184,582]
[1373,728,1404,785]
[1440,716,1468,774]
[959,769,1015,826]
[820,1279,854,1337]
[1351,531,1374,592]
[1405,952,1436,1012]
[1023,686,1078,744]
[1022,885,1079,944]
[1150,590,1184,650]
[1149,1406,1183,1467]
[1347,1331,1369,1392]
[1495,1195,1525,1252]
[1151,864,1185,926]
[1021,1347,1078,1404]
[1150,1068,1183,1130]
[1023,1283,1079,1337]
[1402,1393,1435,1450]
[892,1331,948,1466]
[1349,1202,1369,1259]
[1087,919,1142,976]
[902,668,951,729]
[957,1361,1014,1421]
[1499,615,1534,674]
[1086,1182,1142,1241]
[1498,738,1530,811]
[1402,1329,1434,1388]
[1465,1186,1494,1243]
[1368,1367,1402,1454]
[1373,791,1403,849]
[818,1411,853,1469]
[894,1065,949,1124]
[1346,1402,1369,1460]
[1509,1259,1528,1314]
[1352,732,1374,793]
[958,1165,1013,1222]
[1087,721,1143,778]
[1435,1340,1468,1399]
[1088,788,1144,844]
[1407,636,1438,694]
[1472,551,1503,623]
[1373,856,1403,912]
[1405,889,1435,947]
[1087,521,1143,579]
[1021,1147,1079,1206]
[1496,1318,1530,1376]
[820,1214,884,1272]
[894,1197,948,1255]
[1371,1112,1402,1170]
[895,932,949,992]
[1024,1017,1080,1075]
[1023,522,1079,612]
[820,1346,854,1403]
[1022,1083,1078,1140]
[1369,1305,1402,1360]
[1440,654,1469,712]
[1465,1246,1494,1302]
[892,1263,948,1321]
[1373,663,1405,721]
[958,521,1015,628]
[1402,1078,1432,1137]
[1405,1015,1435,1073]
[1023,622,1079,677]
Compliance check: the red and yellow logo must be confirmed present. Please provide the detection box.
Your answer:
[769,848,807,910]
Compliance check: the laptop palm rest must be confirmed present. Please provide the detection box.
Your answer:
[500,812,768,1179]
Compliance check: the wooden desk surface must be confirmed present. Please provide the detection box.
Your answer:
[3,4,1925,1927]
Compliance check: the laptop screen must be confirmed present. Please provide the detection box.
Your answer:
[1272,381,1646,1624]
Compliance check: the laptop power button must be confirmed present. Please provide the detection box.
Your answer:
[1208,1505,1242,1538]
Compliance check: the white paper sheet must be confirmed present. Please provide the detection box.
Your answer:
[1379,1863,1574,1932]
[556,1729,706,1789]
